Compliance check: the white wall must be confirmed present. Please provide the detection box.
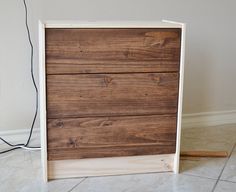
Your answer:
[0,0,41,132]
[1,0,236,131]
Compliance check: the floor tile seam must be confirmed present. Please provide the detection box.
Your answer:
[212,143,236,192]
[68,177,87,192]
[181,173,217,181]
[219,179,236,184]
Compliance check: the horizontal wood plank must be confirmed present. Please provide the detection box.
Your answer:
[46,28,181,74]
[47,115,176,160]
[46,73,179,118]
[48,154,174,179]
[48,145,176,160]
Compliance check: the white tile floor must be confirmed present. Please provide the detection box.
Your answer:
[0,124,236,192]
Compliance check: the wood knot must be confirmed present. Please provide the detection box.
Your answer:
[68,137,79,148]
[56,121,64,128]
[101,120,113,126]
[149,74,161,85]
[124,49,129,58]
[144,31,178,47]
[103,76,113,87]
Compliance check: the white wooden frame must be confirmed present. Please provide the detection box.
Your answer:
[39,20,186,182]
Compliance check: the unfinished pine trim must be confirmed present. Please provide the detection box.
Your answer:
[39,20,48,182]
[44,20,182,28]
[48,154,174,179]
[164,20,186,174]
[39,20,186,181]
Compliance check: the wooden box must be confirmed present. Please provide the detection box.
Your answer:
[39,20,186,181]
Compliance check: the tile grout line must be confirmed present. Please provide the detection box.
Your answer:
[219,179,236,184]
[211,143,236,192]
[182,173,217,181]
[67,177,87,192]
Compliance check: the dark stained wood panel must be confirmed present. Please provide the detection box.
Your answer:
[46,73,179,118]
[47,115,176,160]
[48,145,176,161]
[46,28,181,74]
[45,27,181,162]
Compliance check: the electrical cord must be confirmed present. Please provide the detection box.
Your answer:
[0,0,41,154]
[23,0,39,147]
[0,137,24,147]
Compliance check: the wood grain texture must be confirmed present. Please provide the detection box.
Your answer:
[47,73,179,118]
[47,115,176,160]
[46,28,181,74]
[48,154,174,179]
[181,151,228,158]
[42,23,185,180]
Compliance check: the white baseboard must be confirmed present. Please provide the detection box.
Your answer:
[182,110,236,129]
[0,128,40,146]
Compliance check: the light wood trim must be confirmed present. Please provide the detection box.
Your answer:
[48,154,174,180]
[168,21,186,174]
[44,21,182,28]
[39,21,48,182]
